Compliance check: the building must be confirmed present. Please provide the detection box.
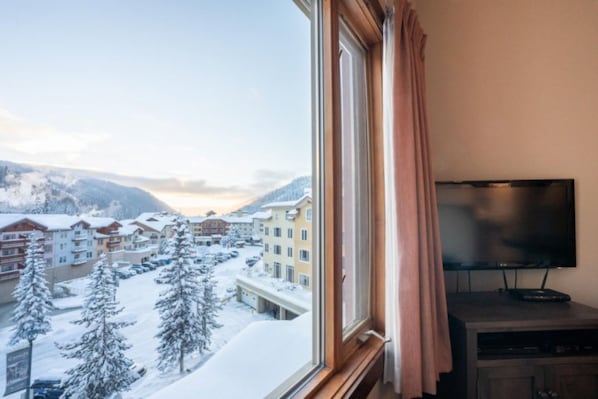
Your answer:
[262,194,312,289]
[250,210,271,243]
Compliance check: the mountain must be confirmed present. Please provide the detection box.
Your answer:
[237,176,311,214]
[0,160,173,219]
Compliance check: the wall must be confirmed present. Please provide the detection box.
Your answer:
[414,0,598,307]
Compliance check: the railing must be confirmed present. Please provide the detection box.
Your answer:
[72,258,87,266]
[0,240,28,249]
[72,247,87,253]
[72,234,88,241]
[0,270,20,281]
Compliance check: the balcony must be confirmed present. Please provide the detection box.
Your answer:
[0,270,19,281]
[107,241,121,248]
[0,239,28,249]
[72,258,87,266]
[72,247,87,253]
[72,234,88,242]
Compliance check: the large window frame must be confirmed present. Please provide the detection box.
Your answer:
[280,0,386,397]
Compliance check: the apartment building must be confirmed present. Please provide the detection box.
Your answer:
[262,194,312,289]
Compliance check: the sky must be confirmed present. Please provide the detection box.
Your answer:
[0,0,312,215]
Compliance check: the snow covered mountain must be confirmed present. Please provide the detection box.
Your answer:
[0,160,173,219]
[237,176,311,214]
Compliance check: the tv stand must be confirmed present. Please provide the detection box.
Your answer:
[441,292,598,399]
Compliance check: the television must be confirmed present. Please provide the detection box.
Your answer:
[436,179,576,271]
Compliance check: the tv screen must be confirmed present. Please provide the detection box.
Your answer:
[436,179,576,270]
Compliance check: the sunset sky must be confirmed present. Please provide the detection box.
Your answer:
[0,0,312,215]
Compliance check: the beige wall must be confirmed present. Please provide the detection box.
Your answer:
[412,0,598,307]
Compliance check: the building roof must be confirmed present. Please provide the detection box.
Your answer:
[261,194,311,210]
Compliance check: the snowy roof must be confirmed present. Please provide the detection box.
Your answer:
[250,210,272,221]
[187,216,206,224]
[236,273,312,314]
[261,194,311,210]
[221,216,252,224]
[0,213,83,231]
[118,224,143,236]
[82,216,119,229]
[148,313,312,399]
[0,214,30,230]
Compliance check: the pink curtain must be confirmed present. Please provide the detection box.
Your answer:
[384,1,452,397]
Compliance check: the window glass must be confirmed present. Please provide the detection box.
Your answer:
[339,22,371,334]
[0,1,318,397]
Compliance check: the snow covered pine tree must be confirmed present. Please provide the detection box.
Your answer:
[10,234,54,398]
[57,254,135,399]
[197,258,221,354]
[155,216,203,373]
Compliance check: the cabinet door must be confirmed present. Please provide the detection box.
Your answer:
[545,363,598,399]
[478,366,544,399]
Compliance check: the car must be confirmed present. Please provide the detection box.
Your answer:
[142,262,156,271]
[129,265,146,274]
[129,362,147,382]
[31,378,66,399]
[115,270,133,279]
[229,250,239,258]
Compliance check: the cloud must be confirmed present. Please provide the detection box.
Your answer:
[250,169,298,192]
[0,107,110,156]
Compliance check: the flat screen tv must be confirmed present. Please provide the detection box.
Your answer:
[436,179,576,270]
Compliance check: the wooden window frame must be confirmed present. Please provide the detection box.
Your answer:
[288,0,387,397]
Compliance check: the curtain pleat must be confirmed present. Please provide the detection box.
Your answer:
[383,1,452,397]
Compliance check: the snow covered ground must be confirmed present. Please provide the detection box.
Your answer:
[0,245,288,398]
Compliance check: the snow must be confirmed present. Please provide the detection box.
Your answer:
[1,245,307,399]
[148,313,312,399]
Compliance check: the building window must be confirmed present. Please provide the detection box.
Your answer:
[287,247,293,258]
[299,249,310,263]
[287,228,293,238]
[273,262,281,279]
[286,265,295,283]
[264,243,269,252]
[273,227,282,237]
[306,208,312,222]
[3,233,17,240]
[2,248,16,256]
[299,273,310,288]
[300,229,308,241]
[264,227,269,236]
[264,262,269,273]
[1,264,15,273]
[273,245,282,255]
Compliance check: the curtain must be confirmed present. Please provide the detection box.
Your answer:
[383,1,452,397]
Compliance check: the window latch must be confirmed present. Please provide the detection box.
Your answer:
[358,330,391,344]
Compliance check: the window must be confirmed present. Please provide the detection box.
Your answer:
[273,245,282,255]
[2,248,16,256]
[0,1,385,397]
[339,21,371,333]
[286,265,295,283]
[299,273,310,288]
[3,233,17,240]
[273,262,281,279]
[300,228,308,241]
[299,249,310,263]
[1,264,15,273]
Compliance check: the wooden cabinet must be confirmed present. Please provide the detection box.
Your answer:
[442,292,598,399]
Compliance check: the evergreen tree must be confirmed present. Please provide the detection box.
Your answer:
[10,234,53,399]
[155,216,203,373]
[57,254,135,399]
[197,260,221,354]
[10,234,53,347]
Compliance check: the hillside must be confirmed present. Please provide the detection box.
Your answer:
[0,160,173,219]
[238,176,311,214]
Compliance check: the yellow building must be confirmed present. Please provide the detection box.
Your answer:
[262,194,312,290]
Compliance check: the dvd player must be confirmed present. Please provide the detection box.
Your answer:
[509,288,571,302]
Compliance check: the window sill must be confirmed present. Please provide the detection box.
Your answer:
[293,334,385,398]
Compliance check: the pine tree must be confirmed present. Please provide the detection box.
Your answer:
[10,234,53,399]
[57,254,135,399]
[197,260,221,354]
[155,216,203,373]
[10,234,53,347]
